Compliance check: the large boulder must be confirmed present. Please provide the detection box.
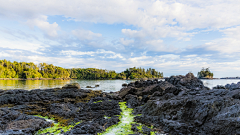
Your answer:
[166,73,209,90]
[119,87,138,98]
[0,108,51,134]
[62,83,81,89]
[142,81,181,96]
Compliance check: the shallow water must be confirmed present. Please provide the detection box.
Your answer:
[201,79,240,89]
[0,79,134,92]
[0,79,240,92]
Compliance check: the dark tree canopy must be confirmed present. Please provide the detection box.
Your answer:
[0,59,69,79]
[123,67,163,79]
[0,60,164,80]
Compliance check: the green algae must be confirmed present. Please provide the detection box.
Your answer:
[34,102,158,135]
[94,100,103,103]
[104,115,111,119]
[98,102,158,135]
[34,115,81,135]
[98,102,135,135]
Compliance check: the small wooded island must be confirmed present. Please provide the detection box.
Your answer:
[0,59,163,80]
[197,67,214,79]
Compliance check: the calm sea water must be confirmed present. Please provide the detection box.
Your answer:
[0,79,240,92]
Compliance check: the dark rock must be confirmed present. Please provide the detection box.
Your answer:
[166,73,210,90]
[64,121,104,134]
[0,108,51,134]
[142,126,151,134]
[213,85,226,89]
[119,87,138,98]
[131,123,140,132]
[62,83,80,89]
[225,82,240,90]
[125,94,139,108]
[133,87,240,135]
[122,83,128,87]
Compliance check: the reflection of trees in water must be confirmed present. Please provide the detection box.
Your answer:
[0,80,71,90]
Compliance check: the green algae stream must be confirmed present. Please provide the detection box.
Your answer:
[34,115,81,135]
[34,102,157,135]
[99,102,157,135]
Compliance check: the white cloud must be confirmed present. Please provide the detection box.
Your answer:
[203,26,240,54]
[0,38,44,53]
[72,29,102,40]
[1,0,240,78]
[60,50,95,56]
[121,29,144,38]
[1,0,240,30]
[145,39,179,52]
[60,49,125,60]
[120,38,134,46]
[26,15,59,37]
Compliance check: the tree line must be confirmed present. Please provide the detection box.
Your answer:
[0,59,69,79]
[69,67,163,79]
[0,60,163,79]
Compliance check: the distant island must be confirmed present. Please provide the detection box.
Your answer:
[0,59,163,80]
[197,67,214,79]
[220,77,240,79]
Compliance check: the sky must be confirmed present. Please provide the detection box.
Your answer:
[0,0,240,77]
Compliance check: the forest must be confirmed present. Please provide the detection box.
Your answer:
[69,67,163,79]
[0,59,163,79]
[197,67,214,78]
[0,59,69,79]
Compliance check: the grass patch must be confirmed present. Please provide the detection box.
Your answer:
[34,115,81,135]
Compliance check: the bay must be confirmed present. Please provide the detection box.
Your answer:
[0,79,240,92]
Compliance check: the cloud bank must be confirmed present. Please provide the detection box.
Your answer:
[0,0,240,77]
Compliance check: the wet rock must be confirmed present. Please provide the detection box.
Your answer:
[142,81,180,96]
[122,83,128,87]
[119,87,138,98]
[62,83,80,89]
[0,108,51,134]
[134,87,240,134]
[125,94,139,108]
[131,123,140,132]
[166,73,209,90]
[225,82,240,90]
[213,85,226,89]
[64,121,104,135]
[142,126,151,135]
[93,115,119,129]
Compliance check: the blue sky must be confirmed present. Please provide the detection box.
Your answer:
[0,0,240,77]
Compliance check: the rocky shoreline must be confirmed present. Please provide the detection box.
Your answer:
[0,73,240,134]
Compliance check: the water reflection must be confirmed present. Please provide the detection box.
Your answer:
[1,79,240,92]
[0,80,71,90]
[0,79,133,92]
